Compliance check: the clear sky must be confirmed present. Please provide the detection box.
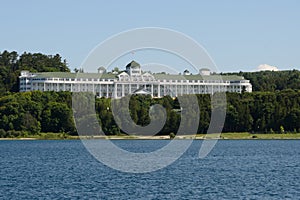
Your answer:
[1,0,300,72]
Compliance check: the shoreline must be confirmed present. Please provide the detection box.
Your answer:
[1,133,300,140]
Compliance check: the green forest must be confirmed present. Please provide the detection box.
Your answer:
[222,70,300,92]
[0,50,69,94]
[0,51,299,137]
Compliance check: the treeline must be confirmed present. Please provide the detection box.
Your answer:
[223,90,300,133]
[223,70,300,92]
[104,91,300,134]
[0,50,69,93]
[0,91,75,137]
[0,90,299,137]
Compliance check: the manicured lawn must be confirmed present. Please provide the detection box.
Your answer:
[196,132,300,139]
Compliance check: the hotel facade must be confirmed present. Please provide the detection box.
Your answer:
[19,61,252,98]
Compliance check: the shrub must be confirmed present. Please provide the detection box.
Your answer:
[169,132,175,139]
[280,125,285,134]
[0,129,6,137]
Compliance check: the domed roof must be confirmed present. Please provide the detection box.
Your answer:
[98,66,106,70]
[126,60,140,69]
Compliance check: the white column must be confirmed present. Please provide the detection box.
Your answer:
[114,83,117,98]
[151,84,153,97]
[99,84,102,97]
[93,83,95,94]
[186,85,189,95]
[158,84,160,97]
[106,84,108,98]
[181,83,183,95]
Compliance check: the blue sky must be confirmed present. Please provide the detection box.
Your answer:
[1,0,300,72]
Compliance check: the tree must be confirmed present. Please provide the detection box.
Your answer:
[21,112,41,134]
[284,109,300,131]
[280,125,285,134]
[0,50,70,93]
[41,102,75,133]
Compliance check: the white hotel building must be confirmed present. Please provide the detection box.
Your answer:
[19,61,252,98]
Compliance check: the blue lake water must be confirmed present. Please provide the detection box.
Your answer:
[0,140,300,199]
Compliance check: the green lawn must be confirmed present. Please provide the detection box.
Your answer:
[2,132,300,140]
[196,132,300,140]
